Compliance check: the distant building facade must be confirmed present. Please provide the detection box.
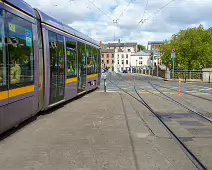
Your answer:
[101,49,115,71]
[101,42,138,72]
[131,51,151,68]
[147,41,165,51]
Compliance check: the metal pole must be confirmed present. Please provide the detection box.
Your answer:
[152,55,154,77]
[157,57,159,77]
[172,59,174,79]
[104,74,106,92]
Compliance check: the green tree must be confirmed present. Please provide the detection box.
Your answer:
[137,44,146,51]
[160,24,212,70]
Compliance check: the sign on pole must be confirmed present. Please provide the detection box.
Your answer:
[171,48,176,79]
[171,48,176,59]
[171,53,176,59]
[172,48,176,53]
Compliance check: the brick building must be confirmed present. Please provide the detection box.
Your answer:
[101,49,115,71]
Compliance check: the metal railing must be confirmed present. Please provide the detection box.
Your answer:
[136,68,212,83]
[170,70,203,80]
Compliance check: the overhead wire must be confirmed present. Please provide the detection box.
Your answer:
[129,0,174,40]
[139,0,175,24]
[116,0,133,21]
[113,0,133,42]
[71,0,175,42]
[87,0,113,21]
[138,0,148,24]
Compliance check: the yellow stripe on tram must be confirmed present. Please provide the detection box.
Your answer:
[0,85,35,100]
[9,85,35,98]
[87,74,98,79]
[0,91,8,100]
[66,77,78,84]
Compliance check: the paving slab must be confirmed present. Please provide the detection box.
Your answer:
[0,91,196,170]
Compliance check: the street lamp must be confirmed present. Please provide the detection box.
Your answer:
[136,60,137,73]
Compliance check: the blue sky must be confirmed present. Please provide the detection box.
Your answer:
[24,0,212,46]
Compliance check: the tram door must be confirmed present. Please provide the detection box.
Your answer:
[77,42,86,93]
[49,32,65,105]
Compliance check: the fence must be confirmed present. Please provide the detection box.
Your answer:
[138,68,212,83]
[170,70,203,80]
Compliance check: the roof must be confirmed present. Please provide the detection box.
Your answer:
[143,50,161,56]
[5,0,36,17]
[131,50,150,56]
[34,8,99,46]
[148,41,165,45]
[101,49,115,53]
[106,42,137,48]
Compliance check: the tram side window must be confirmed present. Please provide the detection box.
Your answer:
[0,10,6,90]
[94,48,98,73]
[57,35,65,75]
[48,31,57,69]
[97,49,101,73]
[78,42,86,75]
[87,45,95,75]
[66,38,76,78]
[6,12,34,88]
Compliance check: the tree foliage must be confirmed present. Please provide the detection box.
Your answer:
[160,24,212,70]
[137,44,146,51]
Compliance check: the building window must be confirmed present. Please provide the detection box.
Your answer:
[102,60,104,63]
[117,54,119,59]
[122,54,124,58]
[139,61,142,65]
[112,60,114,64]
[101,54,104,58]
[7,11,34,88]
[128,49,131,52]
[66,38,77,78]
[122,60,124,64]
[126,60,128,64]
[118,60,119,64]
[107,60,109,64]
[139,57,142,59]
[126,54,128,59]
[112,54,114,58]
[107,54,109,58]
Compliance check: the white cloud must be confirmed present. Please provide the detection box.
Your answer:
[24,0,212,46]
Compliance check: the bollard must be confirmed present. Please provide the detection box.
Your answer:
[128,72,131,81]
[209,75,211,84]
[178,79,181,96]
[104,74,107,92]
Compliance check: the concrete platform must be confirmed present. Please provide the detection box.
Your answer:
[0,91,196,170]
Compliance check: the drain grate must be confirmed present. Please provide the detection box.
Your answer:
[159,113,197,119]
[177,120,203,126]
[187,128,212,135]
[159,116,172,122]
[178,137,193,142]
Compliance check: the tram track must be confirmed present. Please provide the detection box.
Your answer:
[115,73,212,122]
[109,73,209,170]
[150,83,212,102]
